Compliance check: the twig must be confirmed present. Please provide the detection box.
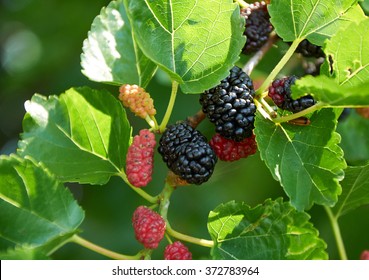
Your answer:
[243,32,279,76]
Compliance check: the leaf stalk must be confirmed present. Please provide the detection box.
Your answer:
[324,207,347,260]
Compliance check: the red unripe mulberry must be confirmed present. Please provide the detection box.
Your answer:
[126,129,156,187]
[132,206,166,249]
[164,241,192,260]
[209,133,257,162]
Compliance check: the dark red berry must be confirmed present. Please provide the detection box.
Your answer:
[268,76,316,113]
[164,241,192,260]
[209,133,257,162]
[132,206,166,249]
[126,129,156,188]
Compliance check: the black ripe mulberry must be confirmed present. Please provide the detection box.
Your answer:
[295,39,325,58]
[268,76,316,113]
[200,66,256,142]
[241,1,273,54]
[158,122,217,185]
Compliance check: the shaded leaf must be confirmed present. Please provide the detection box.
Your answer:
[18,87,131,185]
[81,0,157,87]
[337,110,369,165]
[269,0,364,45]
[332,164,369,218]
[255,109,346,211]
[0,155,84,256]
[208,199,327,260]
[124,0,245,93]
[0,246,49,260]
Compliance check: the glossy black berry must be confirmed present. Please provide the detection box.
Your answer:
[200,66,256,142]
[158,122,217,185]
[241,1,273,54]
[268,76,316,113]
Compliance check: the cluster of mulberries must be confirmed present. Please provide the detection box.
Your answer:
[119,84,156,119]
[158,122,217,185]
[126,129,156,188]
[268,76,316,113]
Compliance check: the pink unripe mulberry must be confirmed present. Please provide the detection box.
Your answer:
[164,241,192,260]
[360,250,369,260]
[209,133,257,162]
[132,206,166,249]
[119,84,156,119]
[126,129,156,187]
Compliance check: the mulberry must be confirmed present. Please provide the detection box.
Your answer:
[126,129,156,188]
[268,76,316,113]
[158,122,217,185]
[200,66,256,142]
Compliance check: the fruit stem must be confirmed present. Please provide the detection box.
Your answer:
[186,110,206,129]
[324,207,348,260]
[117,172,158,204]
[71,235,143,260]
[272,103,322,123]
[159,81,179,132]
[243,32,279,76]
[259,96,277,118]
[257,38,303,97]
[145,115,159,130]
[166,226,214,248]
[158,180,175,221]
[254,99,272,120]
[234,0,249,8]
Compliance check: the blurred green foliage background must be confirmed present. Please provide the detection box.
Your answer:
[1,0,368,260]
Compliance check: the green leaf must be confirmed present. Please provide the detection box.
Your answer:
[18,87,131,185]
[208,199,328,260]
[322,18,369,86]
[0,155,84,257]
[255,109,346,211]
[124,0,245,93]
[292,75,369,106]
[332,164,369,218]
[81,0,157,87]
[292,19,369,107]
[337,110,369,165]
[0,246,49,260]
[269,0,365,45]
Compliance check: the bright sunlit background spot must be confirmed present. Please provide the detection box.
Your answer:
[2,28,42,74]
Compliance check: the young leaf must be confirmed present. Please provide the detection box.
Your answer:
[124,0,245,93]
[292,75,369,106]
[0,155,84,257]
[332,164,369,218]
[18,87,131,185]
[269,0,364,45]
[323,18,369,86]
[81,0,157,87]
[208,199,328,260]
[255,109,346,211]
[292,19,369,106]
[337,110,369,165]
